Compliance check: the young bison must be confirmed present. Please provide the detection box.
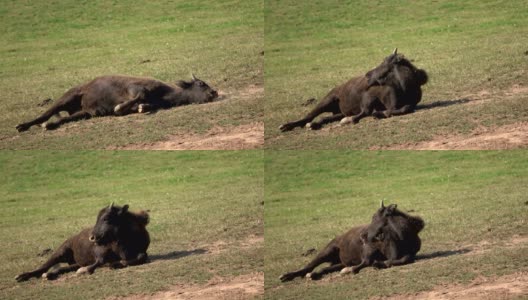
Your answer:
[279,201,424,281]
[15,203,150,281]
[279,49,428,131]
[15,74,218,132]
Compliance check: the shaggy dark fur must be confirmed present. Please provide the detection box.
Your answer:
[279,201,424,282]
[15,203,150,282]
[279,49,428,131]
[16,74,218,132]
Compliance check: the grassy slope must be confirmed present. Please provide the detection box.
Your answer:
[265,0,528,149]
[0,0,263,149]
[0,151,263,299]
[265,151,528,299]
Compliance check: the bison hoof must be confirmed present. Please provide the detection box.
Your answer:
[114,104,123,113]
[16,124,29,132]
[339,117,353,125]
[279,273,295,282]
[138,104,145,113]
[340,267,352,275]
[76,267,89,275]
[305,123,312,129]
[305,272,312,279]
[15,274,29,282]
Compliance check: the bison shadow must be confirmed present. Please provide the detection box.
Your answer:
[415,248,471,261]
[416,98,471,111]
[149,248,207,262]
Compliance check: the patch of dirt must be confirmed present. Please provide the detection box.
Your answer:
[110,272,263,300]
[381,122,528,150]
[114,122,264,150]
[376,272,528,300]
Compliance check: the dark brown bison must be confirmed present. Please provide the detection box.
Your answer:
[279,49,428,131]
[15,74,218,132]
[279,201,424,282]
[15,203,150,282]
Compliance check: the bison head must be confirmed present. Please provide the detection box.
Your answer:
[89,202,129,245]
[366,200,425,243]
[366,49,428,92]
[175,74,218,104]
[366,200,401,243]
[366,48,405,88]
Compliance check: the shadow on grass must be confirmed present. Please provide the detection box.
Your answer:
[416,248,471,261]
[416,98,471,111]
[149,248,207,262]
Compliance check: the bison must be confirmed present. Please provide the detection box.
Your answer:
[15,74,218,132]
[279,49,428,131]
[279,201,424,282]
[15,203,150,282]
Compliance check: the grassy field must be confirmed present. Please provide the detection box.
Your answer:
[0,0,263,149]
[265,0,528,149]
[0,151,263,299]
[265,151,528,299]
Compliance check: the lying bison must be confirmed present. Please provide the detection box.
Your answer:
[16,74,218,132]
[279,49,428,131]
[15,203,150,281]
[279,201,424,282]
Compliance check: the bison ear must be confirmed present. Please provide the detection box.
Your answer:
[120,205,129,215]
[386,204,397,214]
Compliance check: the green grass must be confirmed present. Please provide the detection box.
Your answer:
[265,0,528,149]
[264,151,528,299]
[0,150,263,299]
[0,0,263,149]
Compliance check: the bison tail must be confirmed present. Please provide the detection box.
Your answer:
[416,69,428,86]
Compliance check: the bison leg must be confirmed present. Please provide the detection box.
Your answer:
[307,113,345,130]
[340,94,379,125]
[43,111,91,130]
[374,254,414,269]
[279,243,339,282]
[111,252,149,269]
[279,95,339,132]
[114,86,147,116]
[373,104,415,119]
[15,246,74,282]
[307,263,345,280]
[42,264,80,280]
[16,87,82,132]
[76,259,103,275]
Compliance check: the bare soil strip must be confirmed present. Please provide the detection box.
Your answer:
[374,272,528,300]
[116,122,264,150]
[113,272,264,300]
[381,122,528,150]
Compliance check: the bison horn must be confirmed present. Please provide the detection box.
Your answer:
[109,201,114,208]
[393,48,398,55]
[191,73,197,81]
[380,199,385,208]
